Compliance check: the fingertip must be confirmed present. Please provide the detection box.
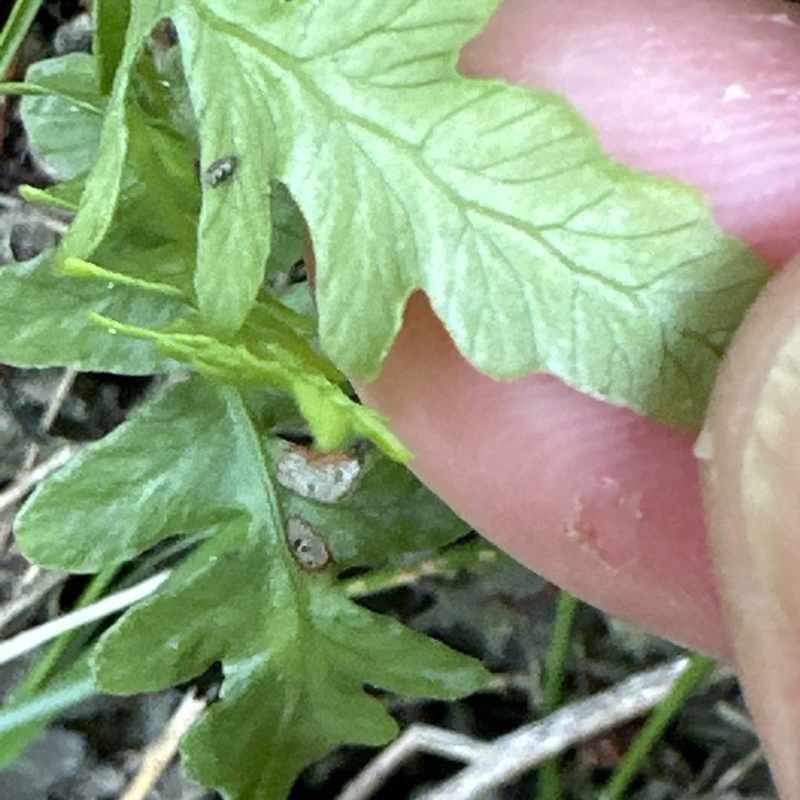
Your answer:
[348,0,800,665]
[361,294,731,658]
[461,0,800,265]
[701,256,800,797]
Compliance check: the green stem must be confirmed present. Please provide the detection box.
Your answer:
[537,590,580,800]
[65,258,186,297]
[0,0,41,82]
[341,541,504,597]
[602,652,717,799]
[18,183,79,211]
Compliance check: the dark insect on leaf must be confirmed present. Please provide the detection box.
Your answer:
[286,517,331,572]
[203,154,239,187]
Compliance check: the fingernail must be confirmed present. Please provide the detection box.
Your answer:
[738,317,800,623]
[703,260,800,626]
[700,259,800,798]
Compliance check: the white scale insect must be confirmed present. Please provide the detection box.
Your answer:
[275,445,362,504]
[285,517,331,573]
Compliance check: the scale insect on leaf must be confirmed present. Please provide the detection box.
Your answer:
[203,154,239,187]
[286,517,331,572]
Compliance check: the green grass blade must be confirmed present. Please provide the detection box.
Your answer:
[0,671,96,735]
[602,652,717,799]
[0,0,41,81]
[0,567,116,768]
[537,590,580,800]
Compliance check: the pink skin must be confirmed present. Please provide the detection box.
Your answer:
[351,1,800,791]
[360,0,800,661]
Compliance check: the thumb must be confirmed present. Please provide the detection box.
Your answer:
[701,257,800,798]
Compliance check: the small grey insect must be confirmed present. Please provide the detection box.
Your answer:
[203,154,239,187]
[286,517,331,573]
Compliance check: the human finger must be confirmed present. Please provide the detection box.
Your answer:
[702,256,800,799]
[358,0,800,657]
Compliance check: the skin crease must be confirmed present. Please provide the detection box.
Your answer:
[341,0,800,794]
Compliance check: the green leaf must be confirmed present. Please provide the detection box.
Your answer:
[17,53,106,180]
[92,517,267,690]
[265,181,305,279]
[0,50,200,374]
[15,378,273,571]
[271,439,469,568]
[167,0,277,335]
[157,0,767,432]
[19,380,485,799]
[35,0,769,434]
[97,556,487,799]
[95,0,132,94]
[0,253,187,372]
[15,44,200,297]
[42,0,272,336]
[85,57,200,298]
[183,580,487,800]
[86,403,488,800]
[58,1,173,261]
[12,8,199,296]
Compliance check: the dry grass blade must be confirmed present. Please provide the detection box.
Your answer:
[120,691,207,800]
[0,369,79,551]
[0,566,66,634]
[336,724,491,800]
[21,367,77,471]
[714,747,764,793]
[0,443,79,515]
[0,572,169,666]
[413,656,692,800]
[335,657,694,800]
